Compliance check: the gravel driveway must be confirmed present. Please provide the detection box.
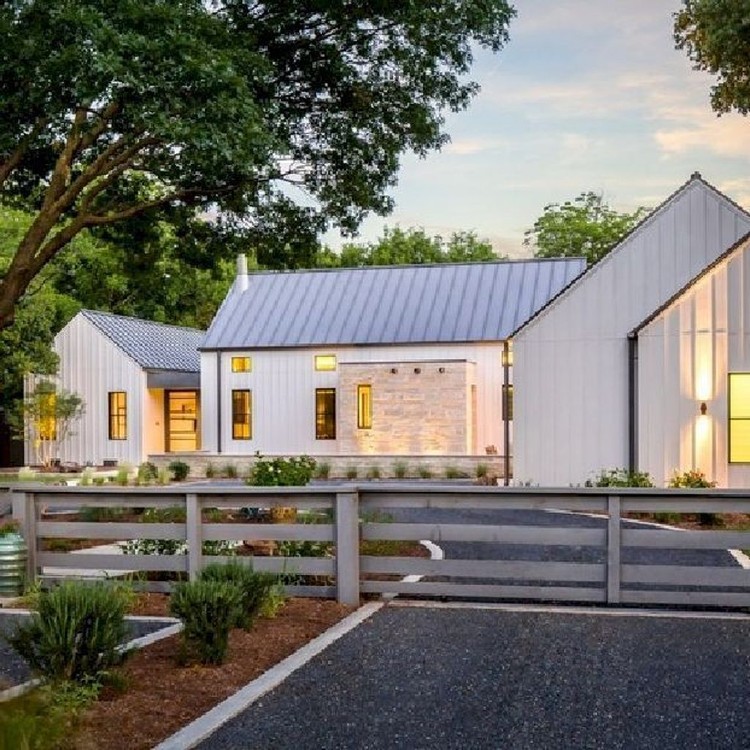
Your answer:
[196,603,750,750]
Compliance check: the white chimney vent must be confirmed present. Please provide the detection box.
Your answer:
[235,253,249,292]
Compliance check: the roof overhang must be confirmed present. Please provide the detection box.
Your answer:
[146,370,200,389]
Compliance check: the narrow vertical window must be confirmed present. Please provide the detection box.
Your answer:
[729,374,750,462]
[357,384,372,429]
[231,356,252,373]
[502,384,514,421]
[315,354,337,371]
[232,390,252,440]
[108,392,127,440]
[315,388,336,439]
[39,392,57,441]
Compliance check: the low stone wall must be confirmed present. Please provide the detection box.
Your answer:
[148,452,511,481]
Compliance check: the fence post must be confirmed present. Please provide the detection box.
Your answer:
[18,492,38,584]
[186,493,201,581]
[335,491,360,606]
[607,494,621,604]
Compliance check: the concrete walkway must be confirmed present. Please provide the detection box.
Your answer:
[190,601,750,750]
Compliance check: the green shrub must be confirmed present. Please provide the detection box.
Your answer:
[204,463,216,479]
[345,466,358,480]
[137,462,159,484]
[246,453,316,486]
[392,461,408,479]
[476,462,489,479]
[78,505,125,523]
[168,460,190,482]
[169,580,243,665]
[417,465,433,479]
[199,561,278,630]
[314,461,331,480]
[445,465,469,479]
[366,465,381,480]
[587,468,654,487]
[223,463,238,479]
[10,581,129,683]
[115,466,130,486]
[669,469,718,525]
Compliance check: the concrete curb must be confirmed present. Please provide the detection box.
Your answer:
[153,601,385,750]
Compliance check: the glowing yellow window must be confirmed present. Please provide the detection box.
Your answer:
[357,384,372,429]
[231,357,252,373]
[232,390,252,440]
[108,392,127,440]
[314,354,337,371]
[39,392,57,441]
[729,374,750,462]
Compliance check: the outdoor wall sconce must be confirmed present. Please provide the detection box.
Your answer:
[699,402,708,416]
[438,367,445,373]
[414,367,421,374]
[390,367,398,374]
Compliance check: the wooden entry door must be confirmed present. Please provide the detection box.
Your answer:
[166,391,200,452]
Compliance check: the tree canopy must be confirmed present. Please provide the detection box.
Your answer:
[0,0,515,329]
[674,0,750,114]
[523,192,649,265]
[316,227,502,267]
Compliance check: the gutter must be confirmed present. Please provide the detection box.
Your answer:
[216,352,222,454]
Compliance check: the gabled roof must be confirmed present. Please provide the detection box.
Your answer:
[200,258,586,350]
[81,310,203,372]
[511,172,750,338]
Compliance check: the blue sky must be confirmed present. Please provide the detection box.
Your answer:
[326,2,750,257]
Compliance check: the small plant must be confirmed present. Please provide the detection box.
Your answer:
[168,460,190,482]
[445,465,463,479]
[137,462,159,484]
[669,468,718,525]
[93,476,106,486]
[10,581,129,683]
[199,561,279,630]
[259,584,286,618]
[366,465,381,480]
[80,467,94,486]
[587,468,654,488]
[392,461,408,479]
[345,466,358,480]
[476,462,489,479]
[204,462,216,479]
[156,467,170,485]
[417,465,433,479]
[78,505,125,523]
[246,453,316,486]
[315,461,331,480]
[169,580,243,665]
[115,466,130,486]
[0,518,20,537]
[18,466,36,481]
[223,463,238,478]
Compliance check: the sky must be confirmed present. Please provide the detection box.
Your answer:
[325,1,750,258]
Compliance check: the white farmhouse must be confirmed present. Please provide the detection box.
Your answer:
[513,173,750,487]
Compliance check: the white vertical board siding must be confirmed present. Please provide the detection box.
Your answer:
[514,179,750,487]
[46,315,146,466]
[209,342,506,456]
[639,237,750,488]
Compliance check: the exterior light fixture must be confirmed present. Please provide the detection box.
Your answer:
[438,367,445,373]
[390,367,398,374]
[414,367,421,374]
[699,402,708,416]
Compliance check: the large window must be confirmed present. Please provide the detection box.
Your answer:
[315,388,336,439]
[232,390,252,440]
[729,374,750,462]
[231,356,252,373]
[357,384,372,429]
[108,392,127,440]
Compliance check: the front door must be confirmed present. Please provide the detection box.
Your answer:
[165,391,200,452]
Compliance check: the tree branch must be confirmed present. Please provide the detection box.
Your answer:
[0,117,49,190]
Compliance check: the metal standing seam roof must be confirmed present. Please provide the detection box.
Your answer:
[81,310,204,372]
[200,258,587,350]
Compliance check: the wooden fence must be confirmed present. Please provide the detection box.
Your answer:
[8,485,750,609]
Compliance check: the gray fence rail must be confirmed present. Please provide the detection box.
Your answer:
[8,485,750,609]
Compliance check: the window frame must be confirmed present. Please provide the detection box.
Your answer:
[357,384,372,430]
[315,388,337,440]
[728,373,750,463]
[108,391,127,441]
[231,389,253,440]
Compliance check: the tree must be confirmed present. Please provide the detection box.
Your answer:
[12,379,85,468]
[523,192,649,265]
[0,0,515,329]
[316,227,503,267]
[674,0,750,114]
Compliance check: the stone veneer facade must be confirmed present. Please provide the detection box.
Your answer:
[337,359,474,455]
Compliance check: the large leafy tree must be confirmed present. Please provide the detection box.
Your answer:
[0,0,515,329]
[674,0,750,114]
[523,192,649,265]
[316,227,503,267]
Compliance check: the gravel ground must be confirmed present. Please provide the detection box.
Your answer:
[0,612,175,690]
[197,604,750,750]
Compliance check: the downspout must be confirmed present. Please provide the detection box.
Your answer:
[216,352,222,454]
[627,334,638,474]
[503,340,511,486]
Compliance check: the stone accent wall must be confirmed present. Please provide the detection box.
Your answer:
[338,360,471,455]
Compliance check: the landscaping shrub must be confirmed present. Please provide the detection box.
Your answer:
[246,453,316,486]
[199,561,279,630]
[417,465,433,479]
[392,461,408,479]
[669,468,718,526]
[587,468,654,487]
[115,466,130,486]
[137,462,159,484]
[345,466,358,480]
[223,463,238,478]
[476,462,489,479]
[168,460,190,482]
[10,581,129,683]
[169,580,243,665]
[314,461,331,480]
[366,465,381,480]
[204,462,216,479]
[445,465,469,479]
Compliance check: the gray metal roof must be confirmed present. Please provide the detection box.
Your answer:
[201,258,586,350]
[81,310,203,371]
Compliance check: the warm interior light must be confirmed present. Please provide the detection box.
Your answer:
[314,354,337,371]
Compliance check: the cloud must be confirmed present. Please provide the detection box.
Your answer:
[653,108,750,160]
[443,137,510,156]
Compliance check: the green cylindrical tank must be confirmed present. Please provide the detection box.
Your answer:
[0,532,28,597]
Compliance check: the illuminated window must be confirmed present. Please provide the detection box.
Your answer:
[231,356,252,373]
[39,392,57,441]
[232,390,252,440]
[108,392,127,440]
[315,388,336,439]
[502,384,514,421]
[357,384,372,429]
[314,354,337,371]
[729,374,750,462]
